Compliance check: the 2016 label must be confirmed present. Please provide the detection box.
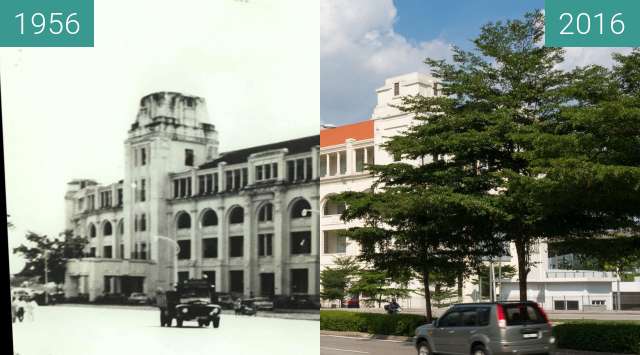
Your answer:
[559,12,625,36]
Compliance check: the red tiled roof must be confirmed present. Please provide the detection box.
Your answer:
[320,120,373,147]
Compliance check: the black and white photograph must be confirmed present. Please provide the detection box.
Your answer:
[3,1,320,354]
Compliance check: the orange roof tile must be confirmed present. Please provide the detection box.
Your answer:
[320,120,374,147]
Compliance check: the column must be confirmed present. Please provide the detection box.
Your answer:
[218,162,227,191]
[112,218,118,259]
[273,190,285,296]
[243,198,255,297]
[311,146,319,179]
[96,220,103,257]
[217,206,227,292]
[190,208,199,277]
[345,138,355,175]
[309,195,320,295]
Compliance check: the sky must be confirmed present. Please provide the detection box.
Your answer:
[321,0,632,125]
[2,0,319,273]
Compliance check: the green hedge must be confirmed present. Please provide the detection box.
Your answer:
[320,310,429,337]
[553,321,640,354]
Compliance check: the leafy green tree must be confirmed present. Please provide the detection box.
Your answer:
[320,256,360,305]
[348,269,410,308]
[395,11,640,303]
[13,230,88,284]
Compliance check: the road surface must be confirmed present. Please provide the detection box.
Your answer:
[11,305,318,355]
[321,335,415,355]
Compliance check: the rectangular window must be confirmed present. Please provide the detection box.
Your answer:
[323,231,347,254]
[202,238,218,258]
[264,164,271,179]
[229,236,244,257]
[179,179,186,198]
[140,242,147,260]
[272,163,278,178]
[139,214,146,231]
[394,82,400,96]
[186,178,192,196]
[198,176,205,195]
[329,153,337,176]
[242,168,248,187]
[120,244,124,259]
[205,174,213,193]
[213,173,219,193]
[173,180,180,198]
[90,247,96,257]
[141,148,146,166]
[355,148,365,172]
[185,149,194,166]
[366,146,374,165]
[103,246,113,258]
[287,161,295,181]
[296,159,305,181]
[177,240,191,260]
[140,179,146,202]
[229,270,244,294]
[234,169,241,190]
[256,165,263,180]
[258,234,273,257]
[226,171,233,191]
[290,268,308,294]
[117,189,123,206]
[291,231,311,254]
[178,271,189,284]
[339,151,347,174]
[320,155,327,177]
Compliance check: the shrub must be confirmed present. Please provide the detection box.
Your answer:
[553,321,640,354]
[320,310,429,337]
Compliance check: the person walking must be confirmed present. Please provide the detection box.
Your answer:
[16,296,27,322]
[156,287,169,326]
[25,297,38,322]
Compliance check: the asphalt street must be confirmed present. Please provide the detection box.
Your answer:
[321,335,416,355]
[11,305,319,355]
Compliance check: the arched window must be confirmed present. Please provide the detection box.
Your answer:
[202,209,218,227]
[229,207,244,224]
[323,199,346,216]
[89,224,96,238]
[290,199,311,219]
[103,221,112,236]
[258,203,273,222]
[177,212,191,229]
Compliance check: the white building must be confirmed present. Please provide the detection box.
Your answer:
[320,72,629,311]
[64,92,319,301]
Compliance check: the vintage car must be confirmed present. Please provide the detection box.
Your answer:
[127,292,151,304]
[249,297,274,311]
[161,279,222,328]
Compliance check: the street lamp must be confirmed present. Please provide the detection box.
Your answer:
[153,235,180,287]
[301,208,320,217]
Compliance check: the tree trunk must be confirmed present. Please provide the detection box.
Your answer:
[422,268,433,322]
[457,273,463,303]
[514,239,529,302]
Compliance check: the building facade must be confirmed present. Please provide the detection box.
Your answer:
[64,92,320,301]
[320,73,626,311]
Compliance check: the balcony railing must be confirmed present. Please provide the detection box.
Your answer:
[546,270,616,279]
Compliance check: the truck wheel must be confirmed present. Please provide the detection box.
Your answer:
[212,317,220,328]
[177,319,183,328]
[166,317,172,327]
[197,320,204,327]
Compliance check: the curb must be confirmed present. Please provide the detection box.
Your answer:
[320,330,414,342]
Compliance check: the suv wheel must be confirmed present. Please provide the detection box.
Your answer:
[417,341,431,355]
[472,344,488,355]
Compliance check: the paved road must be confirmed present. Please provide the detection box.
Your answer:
[321,335,415,355]
[11,305,319,355]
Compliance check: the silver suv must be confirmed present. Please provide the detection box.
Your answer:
[414,301,556,355]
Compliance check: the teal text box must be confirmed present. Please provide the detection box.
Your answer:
[545,0,639,47]
[0,0,93,47]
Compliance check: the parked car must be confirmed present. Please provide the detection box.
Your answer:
[414,301,555,355]
[217,293,236,309]
[345,297,360,308]
[127,292,151,304]
[249,297,274,311]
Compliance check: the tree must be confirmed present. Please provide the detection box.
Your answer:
[320,256,360,305]
[348,269,410,308]
[396,11,640,303]
[13,229,88,284]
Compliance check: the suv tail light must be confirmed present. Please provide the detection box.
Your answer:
[534,302,552,326]
[496,304,506,328]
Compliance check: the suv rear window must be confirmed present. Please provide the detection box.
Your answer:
[502,303,546,325]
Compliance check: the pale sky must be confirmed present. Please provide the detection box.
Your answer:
[2,0,319,273]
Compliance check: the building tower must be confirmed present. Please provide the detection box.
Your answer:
[123,92,218,290]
